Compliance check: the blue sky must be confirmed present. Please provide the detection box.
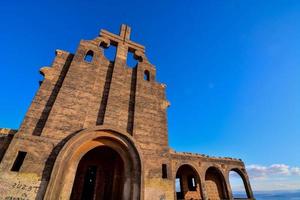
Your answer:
[1,0,300,192]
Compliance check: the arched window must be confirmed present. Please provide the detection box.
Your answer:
[144,70,150,81]
[229,169,250,199]
[84,50,94,62]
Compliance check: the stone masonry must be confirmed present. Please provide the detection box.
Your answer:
[0,24,254,200]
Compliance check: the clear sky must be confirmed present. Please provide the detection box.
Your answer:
[1,0,300,192]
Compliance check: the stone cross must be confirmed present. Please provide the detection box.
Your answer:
[100,24,145,53]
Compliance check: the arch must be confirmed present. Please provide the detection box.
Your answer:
[175,164,203,200]
[84,50,94,62]
[229,168,252,199]
[44,126,142,200]
[103,44,117,62]
[126,50,138,68]
[205,166,229,200]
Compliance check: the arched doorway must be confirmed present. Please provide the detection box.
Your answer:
[205,167,228,200]
[70,146,124,200]
[175,164,202,200]
[44,127,142,200]
[229,169,251,199]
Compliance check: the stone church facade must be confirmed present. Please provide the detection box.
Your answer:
[0,25,254,200]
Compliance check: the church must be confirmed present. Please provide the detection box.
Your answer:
[0,24,254,200]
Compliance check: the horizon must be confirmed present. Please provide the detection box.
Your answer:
[0,0,299,193]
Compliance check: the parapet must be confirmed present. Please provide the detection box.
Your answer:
[170,149,243,163]
[0,128,18,136]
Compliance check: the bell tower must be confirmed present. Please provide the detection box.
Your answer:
[15,24,169,147]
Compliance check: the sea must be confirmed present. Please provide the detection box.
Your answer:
[235,190,300,200]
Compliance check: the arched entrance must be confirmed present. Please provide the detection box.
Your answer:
[175,164,202,200]
[205,167,228,200]
[44,127,142,200]
[70,146,124,200]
